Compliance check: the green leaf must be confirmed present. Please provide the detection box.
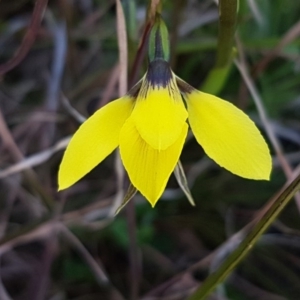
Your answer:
[187,173,300,300]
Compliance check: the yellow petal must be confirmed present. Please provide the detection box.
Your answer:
[186,91,272,180]
[119,117,188,207]
[131,76,188,150]
[58,97,134,190]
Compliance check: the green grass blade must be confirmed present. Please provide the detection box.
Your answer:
[187,173,300,300]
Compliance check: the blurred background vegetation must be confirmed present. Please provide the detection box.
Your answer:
[0,0,300,299]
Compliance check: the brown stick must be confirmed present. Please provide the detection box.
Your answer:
[0,0,49,76]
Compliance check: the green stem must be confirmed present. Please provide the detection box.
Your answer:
[201,0,238,94]
[215,0,238,68]
[124,0,137,41]
[187,173,300,300]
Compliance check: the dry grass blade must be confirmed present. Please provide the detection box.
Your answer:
[254,18,300,75]
[174,161,196,206]
[235,57,291,176]
[59,225,110,285]
[115,184,138,215]
[234,39,300,211]
[0,220,57,256]
[61,94,86,123]
[0,108,54,208]
[116,0,128,96]
[112,0,128,219]
[116,3,139,300]
[0,137,71,179]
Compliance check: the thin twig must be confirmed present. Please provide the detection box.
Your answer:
[0,220,56,256]
[41,15,68,157]
[27,237,58,300]
[238,18,300,111]
[246,0,264,27]
[126,201,140,300]
[97,64,120,107]
[253,18,300,76]
[61,94,86,123]
[235,60,291,176]
[234,39,300,211]
[0,0,49,75]
[116,0,128,96]
[0,109,23,161]
[116,1,140,299]
[46,18,67,112]
[79,0,115,28]
[110,0,129,217]
[0,136,71,179]
[0,109,54,208]
[60,224,125,299]
[59,225,109,285]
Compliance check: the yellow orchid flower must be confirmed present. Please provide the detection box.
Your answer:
[58,17,272,207]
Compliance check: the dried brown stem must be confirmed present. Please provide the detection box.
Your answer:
[0,0,49,76]
[253,18,300,76]
[126,201,140,300]
[60,225,110,285]
[0,109,54,208]
[235,38,300,211]
[128,22,151,88]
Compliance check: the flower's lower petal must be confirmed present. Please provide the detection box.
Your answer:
[132,79,188,150]
[58,97,134,190]
[120,117,188,207]
[186,91,272,180]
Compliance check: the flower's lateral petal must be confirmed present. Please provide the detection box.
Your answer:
[119,117,188,207]
[186,91,272,180]
[132,76,188,150]
[58,97,134,190]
